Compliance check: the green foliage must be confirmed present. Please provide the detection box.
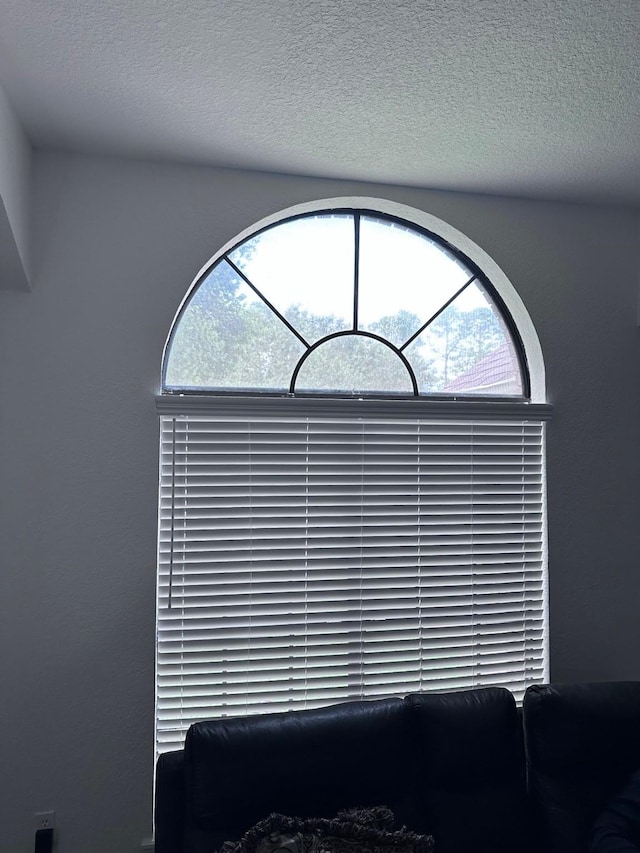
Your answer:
[165,258,506,395]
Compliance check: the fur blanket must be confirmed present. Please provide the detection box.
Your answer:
[217,807,434,853]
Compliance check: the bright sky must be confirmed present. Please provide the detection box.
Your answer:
[228,214,490,331]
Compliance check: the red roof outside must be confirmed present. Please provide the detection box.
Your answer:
[442,341,522,396]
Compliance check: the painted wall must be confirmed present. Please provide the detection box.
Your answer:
[0,82,31,290]
[1,150,639,852]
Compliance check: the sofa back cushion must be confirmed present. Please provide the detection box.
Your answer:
[183,698,421,853]
[406,687,530,853]
[524,681,640,853]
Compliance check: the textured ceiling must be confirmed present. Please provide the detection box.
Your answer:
[0,0,639,204]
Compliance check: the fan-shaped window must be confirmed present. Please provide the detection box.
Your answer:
[164,211,526,398]
[156,200,550,756]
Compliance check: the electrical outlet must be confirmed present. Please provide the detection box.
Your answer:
[34,811,55,831]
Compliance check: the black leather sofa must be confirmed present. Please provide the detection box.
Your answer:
[155,682,640,853]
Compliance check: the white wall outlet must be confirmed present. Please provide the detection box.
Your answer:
[34,811,55,830]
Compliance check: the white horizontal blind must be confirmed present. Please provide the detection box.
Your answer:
[156,402,547,754]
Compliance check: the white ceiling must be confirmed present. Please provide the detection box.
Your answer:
[1,0,639,204]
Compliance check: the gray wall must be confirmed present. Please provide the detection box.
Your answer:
[0,82,32,291]
[1,150,639,853]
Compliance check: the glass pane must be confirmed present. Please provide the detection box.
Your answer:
[165,260,305,391]
[294,334,413,395]
[358,216,473,346]
[403,281,523,396]
[228,214,354,344]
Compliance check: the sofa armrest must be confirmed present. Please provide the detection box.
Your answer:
[524,681,640,853]
[155,749,185,853]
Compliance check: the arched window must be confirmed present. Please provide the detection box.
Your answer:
[156,199,550,754]
[164,209,530,397]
